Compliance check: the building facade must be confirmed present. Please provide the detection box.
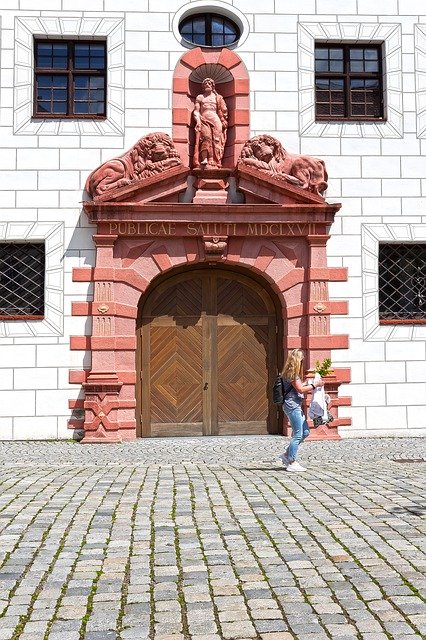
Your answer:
[0,0,425,441]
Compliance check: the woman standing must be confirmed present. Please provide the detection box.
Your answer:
[278,349,323,472]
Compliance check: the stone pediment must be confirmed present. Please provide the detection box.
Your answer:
[84,132,190,205]
[88,164,190,204]
[84,132,333,210]
[235,163,326,205]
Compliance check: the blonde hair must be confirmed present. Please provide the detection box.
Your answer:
[282,349,304,381]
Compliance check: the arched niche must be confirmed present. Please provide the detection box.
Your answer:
[172,47,250,169]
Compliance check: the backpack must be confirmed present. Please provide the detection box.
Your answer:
[272,376,291,404]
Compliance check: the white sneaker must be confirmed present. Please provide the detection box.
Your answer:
[277,452,289,466]
[286,461,306,472]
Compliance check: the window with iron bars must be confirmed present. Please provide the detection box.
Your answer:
[0,244,45,319]
[379,244,426,324]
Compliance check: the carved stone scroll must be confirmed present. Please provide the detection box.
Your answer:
[85,132,182,199]
[238,134,328,196]
[203,236,228,260]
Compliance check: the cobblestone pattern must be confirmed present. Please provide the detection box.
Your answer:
[0,437,425,466]
[0,438,424,640]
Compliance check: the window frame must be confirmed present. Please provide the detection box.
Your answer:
[315,42,385,122]
[33,38,107,120]
[0,242,45,321]
[178,12,240,48]
[378,243,426,326]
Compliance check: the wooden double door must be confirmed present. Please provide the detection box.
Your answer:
[137,267,279,437]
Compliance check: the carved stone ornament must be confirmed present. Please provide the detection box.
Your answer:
[203,236,228,260]
[313,302,327,313]
[85,132,182,199]
[237,134,328,196]
[97,304,109,314]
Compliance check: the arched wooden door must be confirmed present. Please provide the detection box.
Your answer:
[137,268,280,437]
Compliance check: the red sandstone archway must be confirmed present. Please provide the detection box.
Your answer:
[136,263,284,438]
[172,47,250,168]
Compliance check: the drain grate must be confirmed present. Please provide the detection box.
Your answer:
[393,458,425,463]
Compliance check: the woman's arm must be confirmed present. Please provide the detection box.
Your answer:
[292,377,323,395]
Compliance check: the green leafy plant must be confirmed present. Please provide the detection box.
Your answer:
[315,357,333,377]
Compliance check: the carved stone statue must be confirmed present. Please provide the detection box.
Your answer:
[86,132,182,199]
[193,78,228,168]
[238,134,328,196]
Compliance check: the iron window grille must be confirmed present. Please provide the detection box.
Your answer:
[379,244,426,324]
[0,243,45,319]
[34,39,106,118]
[315,44,384,121]
[179,13,240,47]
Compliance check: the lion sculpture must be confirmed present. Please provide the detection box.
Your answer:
[86,132,182,199]
[238,134,328,196]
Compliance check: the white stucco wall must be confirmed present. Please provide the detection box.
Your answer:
[0,0,425,439]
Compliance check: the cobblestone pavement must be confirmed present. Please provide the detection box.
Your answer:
[0,437,425,640]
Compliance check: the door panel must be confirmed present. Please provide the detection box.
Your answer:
[138,268,279,437]
[217,323,269,434]
[150,324,203,437]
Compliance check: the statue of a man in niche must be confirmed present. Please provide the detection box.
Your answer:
[193,78,228,168]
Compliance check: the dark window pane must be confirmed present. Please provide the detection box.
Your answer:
[75,44,89,56]
[53,44,67,55]
[212,34,225,46]
[52,56,67,69]
[365,61,378,72]
[315,60,329,72]
[316,78,330,89]
[212,17,224,33]
[193,33,206,44]
[75,56,89,69]
[90,58,105,70]
[365,49,378,59]
[53,89,67,100]
[350,49,364,59]
[224,23,236,35]
[37,88,51,100]
[192,18,205,33]
[38,55,53,68]
[330,48,343,59]
[330,60,343,72]
[74,76,89,89]
[37,102,51,113]
[37,43,52,53]
[75,89,89,100]
[330,79,344,90]
[53,102,67,114]
[89,102,104,114]
[74,102,89,113]
[224,34,235,44]
[330,103,345,116]
[315,49,329,60]
[350,61,364,72]
[365,79,379,89]
[90,77,105,89]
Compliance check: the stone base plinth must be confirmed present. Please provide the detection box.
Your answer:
[192,167,231,204]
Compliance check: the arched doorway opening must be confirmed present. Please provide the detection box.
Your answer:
[136,265,283,437]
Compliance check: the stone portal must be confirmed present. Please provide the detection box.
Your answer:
[69,48,351,442]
